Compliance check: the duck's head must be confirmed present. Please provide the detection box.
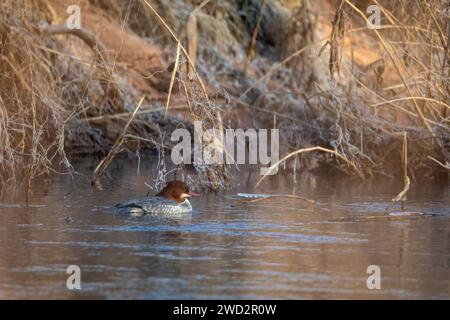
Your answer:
[157,180,199,203]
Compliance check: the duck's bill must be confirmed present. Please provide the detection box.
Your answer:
[188,191,200,197]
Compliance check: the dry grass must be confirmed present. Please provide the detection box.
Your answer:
[0,0,70,187]
[0,0,231,191]
[0,0,448,193]
[235,0,449,182]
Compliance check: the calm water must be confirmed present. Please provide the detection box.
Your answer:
[0,156,449,299]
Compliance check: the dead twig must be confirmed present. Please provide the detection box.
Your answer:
[92,96,145,189]
[392,132,410,209]
[256,146,364,188]
[39,23,107,54]
[243,194,316,205]
[427,156,450,170]
[165,42,180,116]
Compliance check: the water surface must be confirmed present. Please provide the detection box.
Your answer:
[0,157,449,299]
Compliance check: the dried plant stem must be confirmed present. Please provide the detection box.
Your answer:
[186,11,198,80]
[165,42,180,116]
[341,63,448,130]
[427,156,450,170]
[92,96,145,189]
[141,0,210,105]
[371,97,450,110]
[246,0,266,60]
[392,132,410,209]
[256,146,364,188]
[344,0,434,136]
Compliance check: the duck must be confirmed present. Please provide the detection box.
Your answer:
[113,180,199,216]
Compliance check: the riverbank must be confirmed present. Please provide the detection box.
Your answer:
[0,0,448,190]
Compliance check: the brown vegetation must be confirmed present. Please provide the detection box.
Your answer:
[0,0,448,191]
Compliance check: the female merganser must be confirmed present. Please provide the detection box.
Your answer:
[114,180,199,216]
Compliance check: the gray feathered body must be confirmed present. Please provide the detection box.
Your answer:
[113,196,192,216]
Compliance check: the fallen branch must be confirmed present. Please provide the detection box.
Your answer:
[39,23,107,56]
[40,22,127,113]
[240,193,317,205]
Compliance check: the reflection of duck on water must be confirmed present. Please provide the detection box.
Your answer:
[114,181,199,216]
